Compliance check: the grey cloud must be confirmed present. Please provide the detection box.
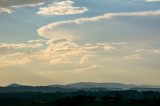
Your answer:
[0,0,46,7]
[0,0,49,13]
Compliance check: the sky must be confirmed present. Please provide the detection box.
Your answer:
[0,0,160,86]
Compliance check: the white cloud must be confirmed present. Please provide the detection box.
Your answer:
[80,55,97,64]
[152,50,160,54]
[45,39,121,64]
[136,49,160,55]
[80,55,89,64]
[11,2,44,8]
[37,0,88,16]
[0,52,31,68]
[45,39,91,64]
[136,49,146,52]
[0,8,13,14]
[0,39,121,67]
[38,10,160,40]
[75,65,103,72]
[145,0,160,2]
[123,54,143,60]
[50,58,73,64]
[0,43,43,50]
[28,39,47,43]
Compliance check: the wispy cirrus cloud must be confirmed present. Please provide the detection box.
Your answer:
[123,54,143,61]
[0,42,43,50]
[75,65,103,72]
[136,49,160,55]
[122,48,160,61]
[0,40,45,55]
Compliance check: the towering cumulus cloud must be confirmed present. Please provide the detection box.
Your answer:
[38,10,160,40]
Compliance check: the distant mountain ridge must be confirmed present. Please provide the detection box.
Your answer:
[6,83,29,87]
[1,82,160,93]
[58,82,134,90]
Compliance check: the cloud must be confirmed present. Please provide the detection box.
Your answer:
[46,39,68,45]
[37,0,88,16]
[0,39,122,67]
[38,10,160,40]
[136,49,160,55]
[28,39,47,43]
[0,0,47,13]
[83,43,116,52]
[45,39,91,64]
[0,8,13,14]
[0,0,87,14]
[0,42,43,50]
[80,55,97,64]
[75,65,103,72]
[152,50,160,54]
[0,41,44,56]
[0,50,50,68]
[0,0,46,7]
[27,39,128,66]
[11,2,45,8]
[145,0,160,2]
[80,55,89,64]
[0,52,31,68]
[45,39,123,64]
[123,54,143,61]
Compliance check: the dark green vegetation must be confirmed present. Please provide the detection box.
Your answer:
[0,90,160,106]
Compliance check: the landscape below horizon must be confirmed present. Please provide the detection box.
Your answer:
[1,82,160,92]
[0,82,160,106]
